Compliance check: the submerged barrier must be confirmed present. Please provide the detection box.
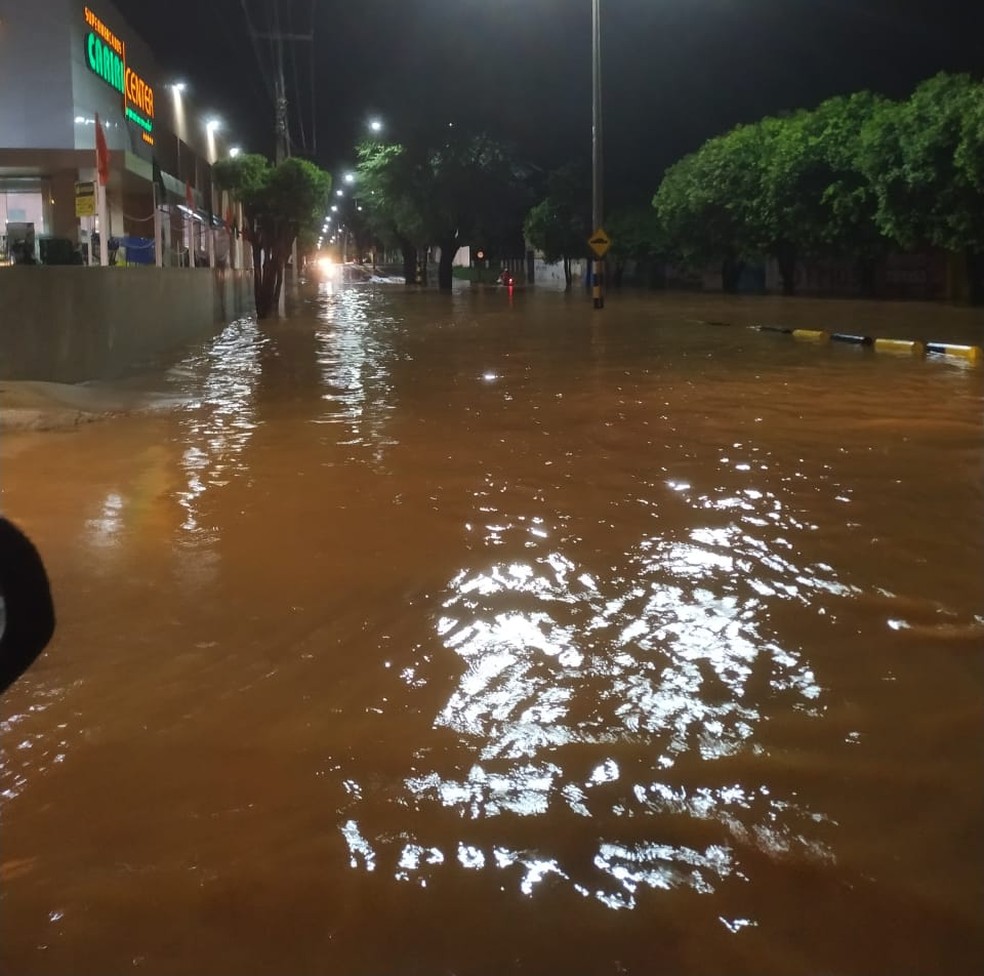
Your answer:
[872,338,924,354]
[791,329,829,342]
[925,342,983,362]
[700,320,982,364]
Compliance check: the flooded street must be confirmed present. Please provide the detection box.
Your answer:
[2,285,983,975]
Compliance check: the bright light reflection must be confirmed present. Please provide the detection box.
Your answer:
[160,319,264,585]
[340,478,847,908]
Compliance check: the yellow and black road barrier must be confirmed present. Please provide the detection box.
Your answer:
[872,338,924,354]
[925,342,983,362]
[719,322,984,364]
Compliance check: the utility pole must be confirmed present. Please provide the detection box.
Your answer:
[272,0,289,163]
[240,0,313,163]
[591,0,604,310]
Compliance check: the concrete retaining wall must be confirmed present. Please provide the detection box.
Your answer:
[0,267,254,382]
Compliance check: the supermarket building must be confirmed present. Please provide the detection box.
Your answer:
[0,0,254,382]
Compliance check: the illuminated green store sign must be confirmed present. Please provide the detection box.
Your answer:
[83,6,156,145]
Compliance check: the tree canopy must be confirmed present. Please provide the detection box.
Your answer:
[651,73,984,297]
[522,164,590,288]
[214,154,331,317]
[356,131,530,290]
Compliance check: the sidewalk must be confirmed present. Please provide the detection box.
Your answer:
[0,380,132,431]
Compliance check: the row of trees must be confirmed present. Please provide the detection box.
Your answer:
[354,131,531,290]
[523,72,984,298]
[214,70,984,315]
[522,164,664,290]
[653,72,984,297]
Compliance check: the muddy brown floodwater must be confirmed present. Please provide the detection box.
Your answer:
[1,286,983,976]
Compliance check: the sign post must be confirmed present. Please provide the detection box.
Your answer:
[588,227,611,307]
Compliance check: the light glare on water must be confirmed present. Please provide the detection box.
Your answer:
[1,287,983,976]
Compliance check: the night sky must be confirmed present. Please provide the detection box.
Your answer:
[115,0,982,203]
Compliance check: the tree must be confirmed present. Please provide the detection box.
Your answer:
[214,154,331,318]
[356,140,426,284]
[653,126,762,292]
[654,94,889,296]
[356,131,530,292]
[606,206,666,288]
[523,164,590,289]
[860,73,984,301]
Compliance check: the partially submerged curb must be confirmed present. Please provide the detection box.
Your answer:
[0,381,130,432]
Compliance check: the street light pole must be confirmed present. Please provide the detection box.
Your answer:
[591,0,604,309]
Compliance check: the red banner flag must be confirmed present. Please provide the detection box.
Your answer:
[94,113,110,186]
[185,182,195,210]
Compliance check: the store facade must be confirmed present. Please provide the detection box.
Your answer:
[0,0,242,268]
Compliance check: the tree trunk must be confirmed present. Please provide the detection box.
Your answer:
[562,256,572,291]
[418,247,429,287]
[721,255,743,294]
[251,242,264,313]
[776,243,797,296]
[400,242,418,284]
[857,256,878,297]
[256,250,280,319]
[438,240,459,292]
[273,264,284,309]
[966,248,984,306]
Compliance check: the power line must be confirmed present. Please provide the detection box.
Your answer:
[286,0,307,154]
[310,0,317,156]
[238,0,277,104]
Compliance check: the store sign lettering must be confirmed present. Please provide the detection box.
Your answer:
[83,6,155,140]
[86,32,124,92]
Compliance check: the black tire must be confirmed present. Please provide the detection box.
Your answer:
[0,517,56,696]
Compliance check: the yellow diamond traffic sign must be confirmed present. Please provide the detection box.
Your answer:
[588,227,611,258]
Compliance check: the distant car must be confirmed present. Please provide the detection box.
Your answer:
[312,255,338,281]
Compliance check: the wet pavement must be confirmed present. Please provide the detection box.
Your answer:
[2,284,983,975]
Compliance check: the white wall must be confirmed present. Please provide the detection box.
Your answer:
[0,0,76,149]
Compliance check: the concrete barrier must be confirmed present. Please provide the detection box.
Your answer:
[0,267,254,383]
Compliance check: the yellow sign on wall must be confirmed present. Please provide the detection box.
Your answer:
[75,181,96,217]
